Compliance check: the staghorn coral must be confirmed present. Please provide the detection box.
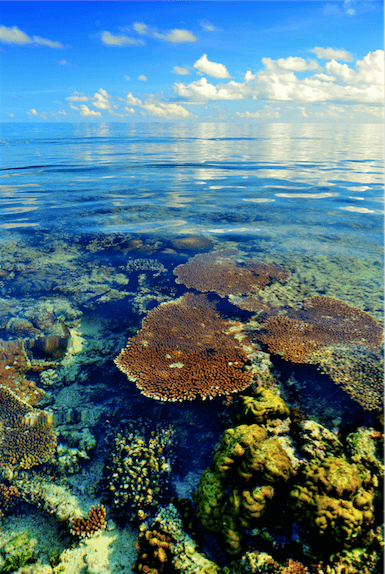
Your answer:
[173,250,290,299]
[289,456,375,552]
[115,292,256,401]
[69,504,107,539]
[255,296,383,365]
[104,426,174,520]
[0,385,56,471]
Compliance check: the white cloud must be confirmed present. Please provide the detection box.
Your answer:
[235,106,280,119]
[124,107,136,115]
[78,105,102,118]
[66,92,89,102]
[133,23,148,35]
[27,108,39,116]
[138,75,147,82]
[0,25,64,48]
[174,77,245,101]
[92,89,111,110]
[126,93,142,105]
[311,46,353,61]
[140,102,193,118]
[58,59,73,66]
[32,35,64,49]
[244,71,256,82]
[262,56,321,72]
[199,20,218,32]
[352,104,384,118]
[175,49,384,104]
[101,31,145,46]
[153,29,197,43]
[0,25,31,44]
[58,110,66,115]
[193,54,231,78]
[123,75,131,81]
[173,66,190,75]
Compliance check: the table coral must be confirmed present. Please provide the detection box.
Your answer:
[0,385,56,471]
[115,292,256,401]
[173,249,290,299]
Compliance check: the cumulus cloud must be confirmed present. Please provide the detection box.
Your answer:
[235,106,280,119]
[262,56,321,72]
[153,29,198,43]
[173,66,190,75]
[193,54,231,78]
[58,110,66,115]
[27,108,39,116]
[124,92,194,118]
[311,46,353,61]
[66,92,89,102]
[92,88,111,110]
[58,59,74,66]
[75,104,102,117]
[175,49,384,104]
[138,75,147,82]
[101,31,145,46]
[140,102,194,118]
[174,77,245,101]
[0,25,64,48]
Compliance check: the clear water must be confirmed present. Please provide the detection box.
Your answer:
[0,122,383,569]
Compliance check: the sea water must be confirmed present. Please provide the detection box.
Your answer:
[0,122,383,570]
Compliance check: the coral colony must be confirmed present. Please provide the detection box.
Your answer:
[0,243,383,573]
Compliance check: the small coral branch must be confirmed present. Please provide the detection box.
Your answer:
[69,504,107,539]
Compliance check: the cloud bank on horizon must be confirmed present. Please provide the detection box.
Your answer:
[1,1,383,123]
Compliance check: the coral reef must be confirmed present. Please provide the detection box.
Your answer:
[104,426,174,520]
[115,292,256,401]
[311,345,384,411]
[173,250,290,299]
[194,396,295,555]
[69,504,107,539]
[289,456,376,553]
[0,483,20,517]
[255,296,382,365]
[237,388,290,425]
[0,385,56,471]
[133,525,176,573]
[170,235,215,252]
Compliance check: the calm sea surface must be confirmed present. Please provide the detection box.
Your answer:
[0,122,383,569]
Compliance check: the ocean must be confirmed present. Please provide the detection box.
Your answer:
[0,121,383,572]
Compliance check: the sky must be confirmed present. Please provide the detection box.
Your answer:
[1,0,384,123]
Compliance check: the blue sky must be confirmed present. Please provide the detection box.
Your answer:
[1,1,383,123]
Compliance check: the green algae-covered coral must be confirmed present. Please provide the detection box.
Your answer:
[237,388,290,425]
[194,416,294,555]
[290,455,375,552]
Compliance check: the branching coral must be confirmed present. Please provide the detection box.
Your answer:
[69,504,107,539]
[104,426,174,520]
[115,292,256,401]
[133,526,176,574]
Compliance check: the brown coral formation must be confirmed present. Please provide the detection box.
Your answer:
[170,235,214,252]
[0,339,44,405]
[0,385,56,471]
[254,296,383,364]
[133,525,176,574]
[173,250,290,299]
[0,483,20,517]
[70,504,107,538]
[115,292,255,401]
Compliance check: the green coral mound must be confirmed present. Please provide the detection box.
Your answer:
[238,388,290,424]
[290,455,375,551]
[194,408,294,556]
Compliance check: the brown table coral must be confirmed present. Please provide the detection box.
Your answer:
[115,292,256,401]
[173,249,290,299]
